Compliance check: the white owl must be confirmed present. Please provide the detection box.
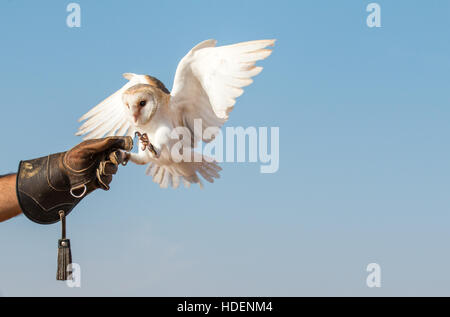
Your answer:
[77,39,275,188]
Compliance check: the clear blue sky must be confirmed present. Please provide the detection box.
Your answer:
[1,0,450,296]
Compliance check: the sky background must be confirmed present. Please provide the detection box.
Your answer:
[0,0,449,296]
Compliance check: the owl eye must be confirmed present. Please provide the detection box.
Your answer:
[139,100,147,107]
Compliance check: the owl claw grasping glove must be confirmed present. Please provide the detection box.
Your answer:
[77,39,275,188]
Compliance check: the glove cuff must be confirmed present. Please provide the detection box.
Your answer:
[16,153,86,224]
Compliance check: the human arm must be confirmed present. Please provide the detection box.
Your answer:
[1,136,132,224]
[0,174,22,222]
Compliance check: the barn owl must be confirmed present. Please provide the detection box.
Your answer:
[77,39,275,188]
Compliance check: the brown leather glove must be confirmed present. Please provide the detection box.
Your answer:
[16,137,133,224]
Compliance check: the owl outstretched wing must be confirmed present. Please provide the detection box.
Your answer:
[77,73,164,140]
[169,39,275,143]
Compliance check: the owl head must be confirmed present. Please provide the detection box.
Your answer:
[122,83,169,126]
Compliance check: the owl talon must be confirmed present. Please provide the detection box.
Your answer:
[135,131,145,150]
[136,132,158,156]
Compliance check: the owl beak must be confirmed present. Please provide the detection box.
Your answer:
[133,114,139,124]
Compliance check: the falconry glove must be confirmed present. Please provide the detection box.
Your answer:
[16,136,133,280]
[16,136,133,224]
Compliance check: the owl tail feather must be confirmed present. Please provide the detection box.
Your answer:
[145,153,222,189]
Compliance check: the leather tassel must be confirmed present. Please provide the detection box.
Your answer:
[57,211,72,281]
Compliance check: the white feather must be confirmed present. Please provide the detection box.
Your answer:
[170,39,276,142]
